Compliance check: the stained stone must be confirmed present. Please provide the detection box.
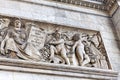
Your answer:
[27,26,46,50]
[0,0,119,80]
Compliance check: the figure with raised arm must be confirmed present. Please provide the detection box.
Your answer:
[49,30,70,65]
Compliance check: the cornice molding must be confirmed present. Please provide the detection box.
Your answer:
[51,0,117,12]
[10,0,118,16]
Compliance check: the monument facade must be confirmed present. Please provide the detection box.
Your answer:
[0,0,119,80]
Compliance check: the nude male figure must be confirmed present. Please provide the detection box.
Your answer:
[49,30,70,65]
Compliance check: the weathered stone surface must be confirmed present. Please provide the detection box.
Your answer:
[0,16,111,70]
[0,58,118,80]
[0,0,119,80]
[27,26,46,50]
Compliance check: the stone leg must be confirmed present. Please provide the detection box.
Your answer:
[50,45,57,60]
[81,54,90,66]
[61,49,70,65]
[76,50,84,66]
[69,57,73,65]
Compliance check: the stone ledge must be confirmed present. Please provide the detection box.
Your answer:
[0,58,118,80]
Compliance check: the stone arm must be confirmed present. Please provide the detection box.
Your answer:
[49,39,64,45]
[0,34,9,54]
[13,30,27,45]
[81,43,86,55]
[21,42,27,50]
[72,42,77,53]
[0,40,5,54]
[65,41,74,46]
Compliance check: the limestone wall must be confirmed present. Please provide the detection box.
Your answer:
[112,3,120,79]
[112,7,120,40]
[0,0,119,80]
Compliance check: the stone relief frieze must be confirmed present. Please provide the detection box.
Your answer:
[0,17,110,69]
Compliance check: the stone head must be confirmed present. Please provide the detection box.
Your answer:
[14,19,22,30]
[54,30,61,40]
[72,33,80,41]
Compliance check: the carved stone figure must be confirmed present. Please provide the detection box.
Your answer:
[0,18,10,56]
[1,19,26,58]
[71,34,90,66]
[0,18,10,42]
[0,19,42,61]
[0,17,110,69]
[49,30,70,65]
[64,40,74,65]
[0,18,10,29]
[81,33,108,68]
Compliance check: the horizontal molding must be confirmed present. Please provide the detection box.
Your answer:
[11,0,118,17]
[51,0,117,12]
[0,57,118,80]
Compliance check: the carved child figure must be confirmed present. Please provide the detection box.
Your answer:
[72,34,90,66]
[49,30,70,65]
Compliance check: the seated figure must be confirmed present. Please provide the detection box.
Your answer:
[0,19,42,61]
